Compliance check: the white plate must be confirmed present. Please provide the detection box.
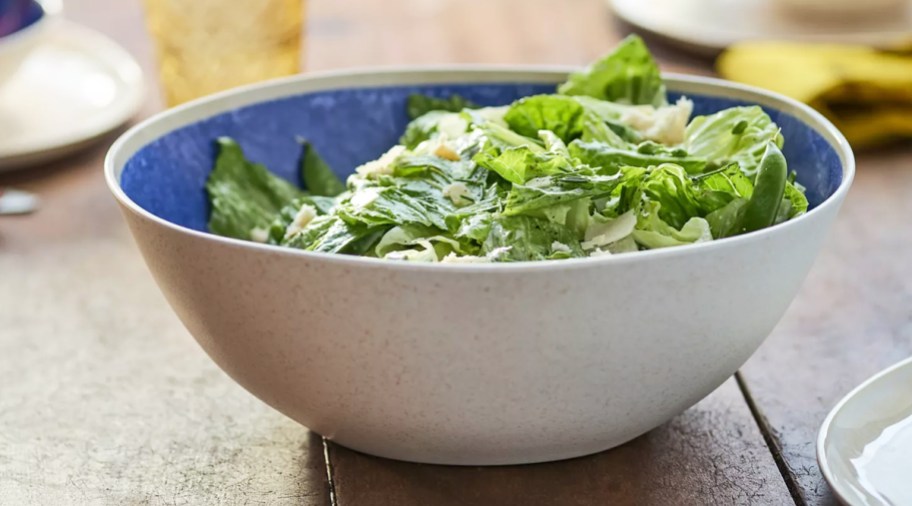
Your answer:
[0,20,144,171]
[818,356,912,506]
[609,0,912,56]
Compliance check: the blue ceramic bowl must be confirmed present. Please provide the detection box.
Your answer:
[105,69,853,465]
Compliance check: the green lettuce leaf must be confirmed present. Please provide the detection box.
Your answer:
[704,198,747,239]
[268,195,337,244]
[284,215,386,254]
[375,224,468,260]
[696,163,754,199]
[503,170,626,217]
[633,209,713,248]
[206,138,303,240]
[684,106,783,179]
[473,146,575,185]
[557,34,666,107]
[407,93,478,119]
[520,197,591,239]
[621,163,758,240]
[477,122,545,154]
[482,215,584,261]
[300,140,345,197]
[578,112,632,147]
[782,181,808,218]
[337,185,452,230]
[568,139,707,175]
[400,110,451,149]
[504,95,585,142]
[454,211,494,243]
[538,130,571,156]
[581,210,637,250]
[573,95,694,146]
[461,106,509,129]
[633,164,706,230]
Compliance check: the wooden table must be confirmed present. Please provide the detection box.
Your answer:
[1,1,909,504]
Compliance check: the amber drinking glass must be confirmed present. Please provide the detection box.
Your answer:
[143,0,303,106]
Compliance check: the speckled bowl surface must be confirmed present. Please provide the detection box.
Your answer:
[105,68,853,465]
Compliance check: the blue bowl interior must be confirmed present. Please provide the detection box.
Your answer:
[0,0,43,38]
[121,83,843,233]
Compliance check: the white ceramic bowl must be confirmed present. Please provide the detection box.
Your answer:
[0,0,59,84]
[105,68,854,465]
[818,356,912,506]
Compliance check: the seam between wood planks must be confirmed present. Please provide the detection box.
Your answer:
[735,372,806,506]
[322,437,339,506]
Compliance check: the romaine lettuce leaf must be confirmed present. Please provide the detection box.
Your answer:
[684,106,783,179]
[581,210,637,250]
[569,139,707,175]
[574,96,693,145]
[579,113,631,147]
[633,164,707,230]
[284,215,386,254]
[337,186,452,230]
[503,170,627,217]
[704,198,747,239]
[375,224,468,260]
[633,210,713,249]
[782,180,808,219]
[557,34,666,107]
[454,211,494,243]
[477,122,545,153]
[695,163,754,199]
[482,215,584,261]
[407,93,478,119]
[600,160,762,243]
[504,95,585,142]
[400,111,451,149]
[392,154,475,181]
[300,140,345,197]
[514,93,691,151]
[206,138,304,240]
[267,195,337,243]
[461,106,509,129]
[473,146,575,185]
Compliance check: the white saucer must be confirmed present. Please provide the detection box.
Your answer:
[609,0,912,56]
[0,20,144,171]
[818,356,912,506]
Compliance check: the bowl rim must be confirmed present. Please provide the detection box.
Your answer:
[104,66,855,272]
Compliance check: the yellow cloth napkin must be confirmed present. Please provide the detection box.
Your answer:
[717,41,912,148]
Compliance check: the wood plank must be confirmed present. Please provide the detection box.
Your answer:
[0,0,796,503]
[274,3,791,502]
[328,378,793,506]
[0,2,329,505]
[305,0,704,75]
[307,0,615,69]
[0,218,331,506]
[740,146,912,505]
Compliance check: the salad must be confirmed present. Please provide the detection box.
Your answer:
[206,35,808,263]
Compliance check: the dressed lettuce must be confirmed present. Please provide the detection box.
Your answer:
[557,35,666,107]
[205,35,806,262]
[206,138,304,241]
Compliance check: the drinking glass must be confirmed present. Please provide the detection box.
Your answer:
[143,0,304,106]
